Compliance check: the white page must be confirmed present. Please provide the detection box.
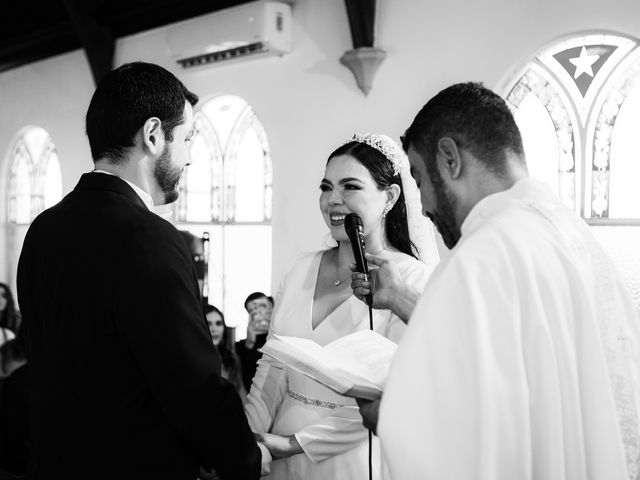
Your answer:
[324,330,397,387]
[261,330,397,398]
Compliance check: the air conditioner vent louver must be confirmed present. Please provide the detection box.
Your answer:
[177,42,266,68]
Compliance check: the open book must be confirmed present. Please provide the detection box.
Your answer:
[260,329,397,400]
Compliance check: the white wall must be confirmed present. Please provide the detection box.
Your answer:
[0,52,95,292]
[2,0,640,292]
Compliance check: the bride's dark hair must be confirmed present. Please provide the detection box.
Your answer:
[327,142,417,259]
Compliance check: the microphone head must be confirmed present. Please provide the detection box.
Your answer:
[344,213,363,236]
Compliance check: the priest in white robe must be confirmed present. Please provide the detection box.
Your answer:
[353,82,640,480]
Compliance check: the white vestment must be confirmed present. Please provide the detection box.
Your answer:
[379,178,640,480]
[245,249,433,480]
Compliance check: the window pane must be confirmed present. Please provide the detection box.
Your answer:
[202,95,249,150]
[183,133,215,222]
[608,82,640,218]
[232,127,267,222]
[177,114,223,223]
[11,152,32,224]
[43,152,62,209]
[8,127,63,224]
[515,92,561,196]
[23,126,49,161]
[222,225,272,339]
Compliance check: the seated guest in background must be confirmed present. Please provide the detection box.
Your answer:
[244,133,439,479]
[353,82,640,480]
[236,292,273,391]
[0,283,20,346]
[0,327,28,479]
[204,304,247,402]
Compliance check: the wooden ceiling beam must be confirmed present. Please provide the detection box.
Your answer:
[343,0,376,48]
[62,0,115,85]
[341,0,386,96]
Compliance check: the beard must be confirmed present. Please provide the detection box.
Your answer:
[427,167,461,249]
[153,145,183,205]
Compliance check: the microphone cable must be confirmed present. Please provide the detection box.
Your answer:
[368,294,373,480]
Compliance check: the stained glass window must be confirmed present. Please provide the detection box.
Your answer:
[8,126,62,224]
[502,33,640,222]
[176,96,272,338]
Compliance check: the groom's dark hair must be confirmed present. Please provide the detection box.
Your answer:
[85,61,198,163]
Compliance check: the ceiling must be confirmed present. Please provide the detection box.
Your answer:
[0,0,254,76]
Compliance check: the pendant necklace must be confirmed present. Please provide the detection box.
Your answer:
[334,250,346,286]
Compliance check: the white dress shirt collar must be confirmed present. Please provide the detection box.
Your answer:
[92,170,155,212]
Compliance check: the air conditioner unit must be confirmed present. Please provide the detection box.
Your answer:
[166,1,293,69]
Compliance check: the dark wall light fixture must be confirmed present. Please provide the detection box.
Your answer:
[340,0,387,96]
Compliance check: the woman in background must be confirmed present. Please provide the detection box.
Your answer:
[0,326,28,478]
[203,304,246,402]
[244,133,440,479]
[0,283,20,346]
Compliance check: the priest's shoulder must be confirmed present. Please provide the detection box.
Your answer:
[447,220,515,272]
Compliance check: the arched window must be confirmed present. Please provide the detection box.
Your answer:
[7,126,62,224]
[502,33,640,221]
[506,66,579,211]
[501,32,640,313]
[176,95,272,338]
[5,126,63,295]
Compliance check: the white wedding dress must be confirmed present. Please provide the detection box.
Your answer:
[245,249,432,480]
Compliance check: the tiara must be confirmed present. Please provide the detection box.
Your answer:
[345,133,404,175]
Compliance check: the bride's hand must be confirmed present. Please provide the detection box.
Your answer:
[254,432,303,459]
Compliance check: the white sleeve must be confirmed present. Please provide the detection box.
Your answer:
[295,406,368,463]
[244,272,289,433]
[244,354,288,434]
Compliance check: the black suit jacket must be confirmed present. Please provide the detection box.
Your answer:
[17,173,260,480]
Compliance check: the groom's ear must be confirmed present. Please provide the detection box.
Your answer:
[141,117,163,155]
[436,137,462,180]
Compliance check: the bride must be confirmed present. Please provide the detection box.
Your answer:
[244,133,439,479]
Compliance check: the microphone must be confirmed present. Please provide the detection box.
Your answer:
[344,215,375,480]
[344,213,372,306]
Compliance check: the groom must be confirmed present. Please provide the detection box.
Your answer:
[18,62,268,480]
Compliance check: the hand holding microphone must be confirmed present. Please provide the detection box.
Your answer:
[344,213,372,306]
[346,213,416,322]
